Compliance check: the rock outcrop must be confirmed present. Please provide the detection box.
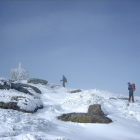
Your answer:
[27,78,48,85]
[0,79,43,113]
[11,83,41,95]
[58,113,112,123]
[0,79,42,94]
[58,104,112,124]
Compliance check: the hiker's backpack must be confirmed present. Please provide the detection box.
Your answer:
[65,78,67,82]
[132,83,136,90]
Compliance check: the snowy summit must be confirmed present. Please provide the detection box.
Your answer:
[0,78,140,140]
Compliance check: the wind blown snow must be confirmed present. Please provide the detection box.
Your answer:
[0,80,140,140]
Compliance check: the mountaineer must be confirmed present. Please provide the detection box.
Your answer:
[60,75,67,87]
[128,82,135,102]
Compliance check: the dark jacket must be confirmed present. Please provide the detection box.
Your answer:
[62,77,67,83]
[128,84,134,91]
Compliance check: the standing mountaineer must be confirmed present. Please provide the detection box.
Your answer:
[128,82,135,102]
[60,75,67,87]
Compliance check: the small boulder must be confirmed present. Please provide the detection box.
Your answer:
[70,89,81,93]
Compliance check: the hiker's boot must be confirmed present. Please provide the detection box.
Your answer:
[132,97,134,103]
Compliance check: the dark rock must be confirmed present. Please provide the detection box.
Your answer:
[0,79,41,94]
[0,84,10,90]
[109,98,118,100]
[27,78,48,85]
[20,84,41,94]
[88,104,105,116]
[70,89,81,93]
[58,113,112,124]
[58,104,112,124]
[11,83,32,95]
[19,86,32,95]
[109,97,129,100]
[11,83,41,95]
[0,102,18,110]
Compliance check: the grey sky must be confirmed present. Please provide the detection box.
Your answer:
[0,0,140,95]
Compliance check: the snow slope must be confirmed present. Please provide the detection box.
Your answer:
[0,80,140,140]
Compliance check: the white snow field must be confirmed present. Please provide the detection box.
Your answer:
[0,80,140,140]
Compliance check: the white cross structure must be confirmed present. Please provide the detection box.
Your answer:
[11,63,29,80]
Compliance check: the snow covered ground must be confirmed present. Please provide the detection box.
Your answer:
[0,80,140,140]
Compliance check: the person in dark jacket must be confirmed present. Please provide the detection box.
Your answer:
[128,82,134,102]
[60,75,67,87]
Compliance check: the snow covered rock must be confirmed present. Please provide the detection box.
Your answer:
[0,95,43,113]
[0,79,12,90]
[11,83,41,95]
[0,83,10,90]
[0,79,43,113]
[27,78,48,85]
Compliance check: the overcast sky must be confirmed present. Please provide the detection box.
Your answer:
[0,0,140,96]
